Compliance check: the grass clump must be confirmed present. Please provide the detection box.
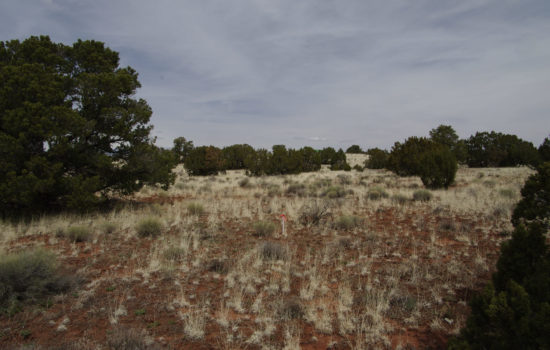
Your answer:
[286,183,307,197]
[499,188,515,199]
[187,202,205,216]
[392,194,409,205]
[260,242,288,261]
[238,177,252,188]
[136,218,163,238]
[163,247,186,261]
[334,215,363,230]
[0,248,73,315]
[321,185,348,198]
[413,189,433,202]
[366,187,389,200]
[253,220,277,237]
[60,225,92,242]
[99,221,117,234]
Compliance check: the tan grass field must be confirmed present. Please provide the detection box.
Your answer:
[0,164,533,349]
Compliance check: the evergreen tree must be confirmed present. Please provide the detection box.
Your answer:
[0,36,175,214]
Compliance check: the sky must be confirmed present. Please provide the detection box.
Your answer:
[1,0,549,150]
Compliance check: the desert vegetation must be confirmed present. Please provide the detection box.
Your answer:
[0,164,538,349]
[2,35,549,349]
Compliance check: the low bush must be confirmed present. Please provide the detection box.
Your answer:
[260,242,287,261]
[334,215,363,230]
[321,185,348,198]
[286,183,307,197]
[366,187,389,200]
[412,189,432,202]
[65,225,92,242]
[299,200,330,226]
[0,248,74,315]
[391,194,409,205]
[253,221,277,237]
[163,247,186,261]
[136,218,163,238]
[187,203,205,216]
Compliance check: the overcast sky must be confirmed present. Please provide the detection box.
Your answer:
[1,0,549,150]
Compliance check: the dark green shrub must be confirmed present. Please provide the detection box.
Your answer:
[0,248,73,315]
[253,221,277,237]
[448,223,550,349]
[539,136,550,162]
[172,137,194,163]
[222,144,256,170]
[412,189,432,202]
[184,146,225,176]
[466,131,540,167]
[136,218,163,238]
[346,145,363,153]
[0,36,176,215]
[512,162,550,228]
[365,148,389,169]
[417,146,457,189]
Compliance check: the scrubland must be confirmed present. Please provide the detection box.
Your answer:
[0,165,533,349]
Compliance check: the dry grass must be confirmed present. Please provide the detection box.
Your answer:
[0,165,533,349]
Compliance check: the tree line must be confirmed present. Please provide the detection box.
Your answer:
[1,36,549,216]
[173,139,351,176]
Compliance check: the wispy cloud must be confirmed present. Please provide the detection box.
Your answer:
[1,0,549,149]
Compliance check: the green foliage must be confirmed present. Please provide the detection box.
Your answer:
[0,36,176,215]
[321,185,348,198]
[135,217,163,238]
[0,248,72,315]
[184,145,225,176]
[429,124,468,163]
[329,149,351,171]
[172,136,194,163]
[222,144,255,170]
[412,189,432,202]
[365,148,389,169]
[387,137,457,189]
[367,186,389,200]
[346,145,363,153]
[539,136,550,162]
[253,221,277,237]
[244,145,321,176]
[417,146,457,189]
[512,162,550,228]
[466,131,540,167]
[319,147,337,164]
[449,223,550,349]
